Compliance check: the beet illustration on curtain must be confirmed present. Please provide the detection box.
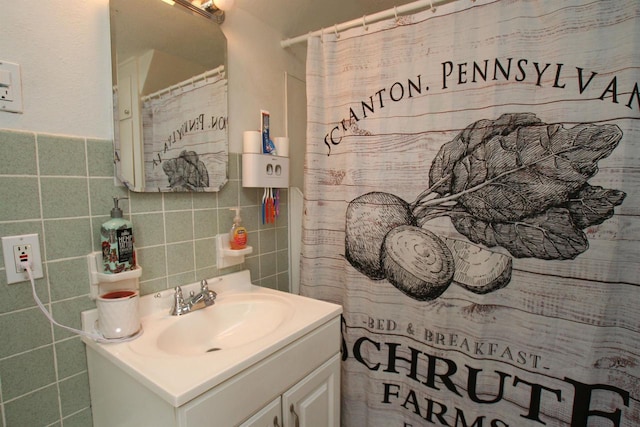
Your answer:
[345,114,626,301]
[301,0,640,426]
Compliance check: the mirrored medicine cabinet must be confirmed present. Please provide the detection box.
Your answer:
[110,0,229,192]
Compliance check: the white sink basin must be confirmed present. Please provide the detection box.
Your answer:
[132,293,294,357]
[81,270,342,407]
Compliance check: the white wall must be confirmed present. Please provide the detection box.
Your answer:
[0,0,113,138]
[0,0,306,155]
[223,8,306,153]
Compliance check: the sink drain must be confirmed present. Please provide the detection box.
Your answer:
[206,347,221,353]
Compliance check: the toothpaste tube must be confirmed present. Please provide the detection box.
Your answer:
[261,110,277,155]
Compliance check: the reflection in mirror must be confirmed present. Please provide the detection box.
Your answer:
[110,0,228,192]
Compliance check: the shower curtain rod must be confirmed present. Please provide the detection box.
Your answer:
[280,0,460,48]
[141,64,225,102]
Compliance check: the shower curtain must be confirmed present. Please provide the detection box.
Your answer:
[301,0,640,426]
[141,73,228,192]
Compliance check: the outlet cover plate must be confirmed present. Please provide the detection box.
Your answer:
[0,61,23,114]
[2,234,43,284]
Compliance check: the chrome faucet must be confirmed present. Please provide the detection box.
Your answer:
[170,279,217,316]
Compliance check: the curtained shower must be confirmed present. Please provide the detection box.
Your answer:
[300,0,640,425]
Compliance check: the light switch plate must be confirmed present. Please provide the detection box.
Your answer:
[0,61,23,114]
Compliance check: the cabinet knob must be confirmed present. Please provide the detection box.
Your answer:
[273,415,280,427]
[289,404,300,427]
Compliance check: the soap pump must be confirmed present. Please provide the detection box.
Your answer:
[101,197,136,274]
[229,207,247,250]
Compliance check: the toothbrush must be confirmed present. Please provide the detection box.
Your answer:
[265,188,271,224]
[261,188,267,224]
[268,188,275,223]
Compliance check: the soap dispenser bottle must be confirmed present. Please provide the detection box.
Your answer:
[101,197,136,274]
[229,207,247,250]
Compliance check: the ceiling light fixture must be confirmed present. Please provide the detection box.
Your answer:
[172,0,234,24]
[200,0,235,24]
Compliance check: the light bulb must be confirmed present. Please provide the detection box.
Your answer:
[212,0,234,11]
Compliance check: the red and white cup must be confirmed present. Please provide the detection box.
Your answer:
[97,290,140,339]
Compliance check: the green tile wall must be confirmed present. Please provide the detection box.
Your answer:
[0,129,289,426]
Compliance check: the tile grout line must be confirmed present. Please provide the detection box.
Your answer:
[34,132,65,425]
[191,193,197,279]
[161,193,170,290]
[0,369,88,405]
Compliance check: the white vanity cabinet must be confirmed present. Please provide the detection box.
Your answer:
[86,314,341,427]
[240,397,281,427]
[240,353,340,427]
[84,271,342,427]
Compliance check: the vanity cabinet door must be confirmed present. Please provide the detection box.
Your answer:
[282,354,340,427]
[239,397,282,427]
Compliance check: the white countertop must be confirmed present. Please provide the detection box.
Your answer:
[82,270,342,407]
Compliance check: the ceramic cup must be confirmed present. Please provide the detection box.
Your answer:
[97,290,140,339]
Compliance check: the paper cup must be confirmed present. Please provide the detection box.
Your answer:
[273,137,289,157]
[243,131,262,154]
[97,290,140,339]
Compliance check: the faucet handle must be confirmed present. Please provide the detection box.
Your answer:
[174,286,186,306]
[201,279,217,301]
[171,286,185,316]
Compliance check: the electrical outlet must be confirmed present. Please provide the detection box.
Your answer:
[13,244,32,272]
[0,61,23,113]
[0,87,10,101]
[2,234,44,284]
[0,69,13,102]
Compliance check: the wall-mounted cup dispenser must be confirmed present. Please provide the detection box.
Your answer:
[242,153,289,188]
